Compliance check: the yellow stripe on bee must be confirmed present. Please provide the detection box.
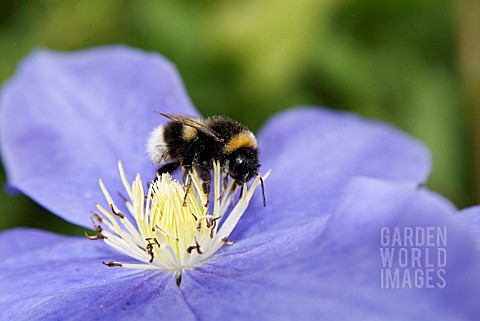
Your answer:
[182,126,198,141]
[223,131,257,153]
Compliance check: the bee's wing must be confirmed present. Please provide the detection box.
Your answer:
[156,112,222,142]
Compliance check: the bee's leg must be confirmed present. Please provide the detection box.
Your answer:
[220,160,230,197]
[239,185,244,199]
[156,162,181,177]
[198,161,212,208]
[217,174,230,201]
[223,175,229,192]
[150,162,180,188]
[181,140,198,206]
[182,166,193,206]
[229,184,239,207]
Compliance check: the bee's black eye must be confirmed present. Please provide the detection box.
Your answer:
[230,154,256,184]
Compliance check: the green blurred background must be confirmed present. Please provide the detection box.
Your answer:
[1,0,479,235]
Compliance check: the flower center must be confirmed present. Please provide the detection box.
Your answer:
[87,160,268,272]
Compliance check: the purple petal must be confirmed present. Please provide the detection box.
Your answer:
[237,107,431,238]
[0,46,197,228]
[0,227,66,258]
[0,228,196,320]
[183,178,480,320]
[458,206,480,243]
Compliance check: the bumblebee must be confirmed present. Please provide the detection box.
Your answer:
[147,113,266,207]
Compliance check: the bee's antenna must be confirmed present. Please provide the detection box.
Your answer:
[259,175,266,207]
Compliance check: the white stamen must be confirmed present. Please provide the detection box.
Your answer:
[89,160,270,272]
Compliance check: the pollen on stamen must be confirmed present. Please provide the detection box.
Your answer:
[88,160,270,272]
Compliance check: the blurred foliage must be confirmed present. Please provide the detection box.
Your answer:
[0,0,478,235]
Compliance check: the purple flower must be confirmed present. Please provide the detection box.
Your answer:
[1,46,480,320]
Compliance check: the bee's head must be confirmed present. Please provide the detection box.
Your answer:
[228,148,260,185]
